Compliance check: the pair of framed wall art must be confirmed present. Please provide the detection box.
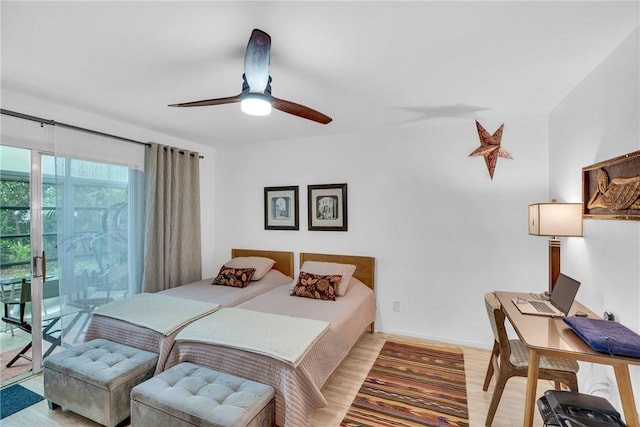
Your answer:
[264,183,348,231]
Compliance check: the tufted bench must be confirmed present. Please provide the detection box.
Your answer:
[43,338,158,427]
[131,362,275,427]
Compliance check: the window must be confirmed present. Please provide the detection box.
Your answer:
[1,152,136,299]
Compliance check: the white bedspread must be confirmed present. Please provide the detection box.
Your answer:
[93,293,220,335]
[176,307,330,367]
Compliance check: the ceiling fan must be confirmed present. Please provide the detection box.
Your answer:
[169,29,332,124]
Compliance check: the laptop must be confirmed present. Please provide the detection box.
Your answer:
[512,273,581,317]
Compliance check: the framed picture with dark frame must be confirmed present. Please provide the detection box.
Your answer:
[264,186,299,230]
[307,183,348,231]
[582,149,640,221]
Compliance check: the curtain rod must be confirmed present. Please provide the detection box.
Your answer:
[1,108,204,159]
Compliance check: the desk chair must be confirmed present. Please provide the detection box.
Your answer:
[482,292,579,426]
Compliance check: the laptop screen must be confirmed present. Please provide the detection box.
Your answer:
[550,273,581,314]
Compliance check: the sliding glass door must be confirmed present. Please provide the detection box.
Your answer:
[0,146,37,383]
[0,145,47,379]
[1,141,141,383]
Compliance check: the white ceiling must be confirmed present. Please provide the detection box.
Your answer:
[2,1,638,147]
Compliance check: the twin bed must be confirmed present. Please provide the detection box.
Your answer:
[83,249,376,427]
[158,249,295,305]
[84,249,294,373]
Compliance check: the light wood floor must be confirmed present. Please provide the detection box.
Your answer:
[2,332,547,426]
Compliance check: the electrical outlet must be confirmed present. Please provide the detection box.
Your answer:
[392,301,400,312]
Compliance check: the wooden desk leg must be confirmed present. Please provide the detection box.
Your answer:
[524,350,540,427]
[613,364,639,427]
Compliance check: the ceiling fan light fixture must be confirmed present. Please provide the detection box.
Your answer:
[169,30,331,124]
[241,94,272,116]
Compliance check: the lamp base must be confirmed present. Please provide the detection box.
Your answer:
[549,238,561,294]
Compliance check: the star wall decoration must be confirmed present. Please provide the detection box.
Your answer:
[469,120,512,180]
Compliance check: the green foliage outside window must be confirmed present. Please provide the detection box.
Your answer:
[1,159,129,283]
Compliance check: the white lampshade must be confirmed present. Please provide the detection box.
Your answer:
[528,202,583,237]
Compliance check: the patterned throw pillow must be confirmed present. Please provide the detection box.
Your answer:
[296,261,356,296]
[212,267,256,288]
[290,271,342,301]
[223,256,275,281]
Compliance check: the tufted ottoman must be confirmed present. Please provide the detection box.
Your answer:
[131,362,275,427]
[44,338,159,427]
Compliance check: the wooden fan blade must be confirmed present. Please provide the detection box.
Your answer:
[168,94,242,107]
[244,29,271,93]
[271,96,332,124]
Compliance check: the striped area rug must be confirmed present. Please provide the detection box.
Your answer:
[341,339,469,427]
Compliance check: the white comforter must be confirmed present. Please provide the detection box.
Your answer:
[176,307,330,368]
[93,293,219,335]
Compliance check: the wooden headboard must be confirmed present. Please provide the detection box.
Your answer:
[231,249,295,278]
[299,252,375,291]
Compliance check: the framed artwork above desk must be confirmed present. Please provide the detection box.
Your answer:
[582,149,640,221]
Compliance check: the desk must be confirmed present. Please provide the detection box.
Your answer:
[495,291,640,427]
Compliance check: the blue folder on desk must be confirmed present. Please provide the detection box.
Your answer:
[563,316,640,358]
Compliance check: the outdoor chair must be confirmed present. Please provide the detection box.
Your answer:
[2,279,83,367]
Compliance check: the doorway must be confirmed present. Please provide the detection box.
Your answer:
[1,145,136,386]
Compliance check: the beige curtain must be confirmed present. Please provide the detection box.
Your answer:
[142,143,202,292]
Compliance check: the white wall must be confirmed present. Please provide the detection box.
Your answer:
[549,28,640,411]
[213,113,551,347]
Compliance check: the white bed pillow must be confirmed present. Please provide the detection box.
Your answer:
[223,256,276,281]
[293,261,356,296]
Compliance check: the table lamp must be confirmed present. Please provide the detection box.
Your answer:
[528,200,583,294]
